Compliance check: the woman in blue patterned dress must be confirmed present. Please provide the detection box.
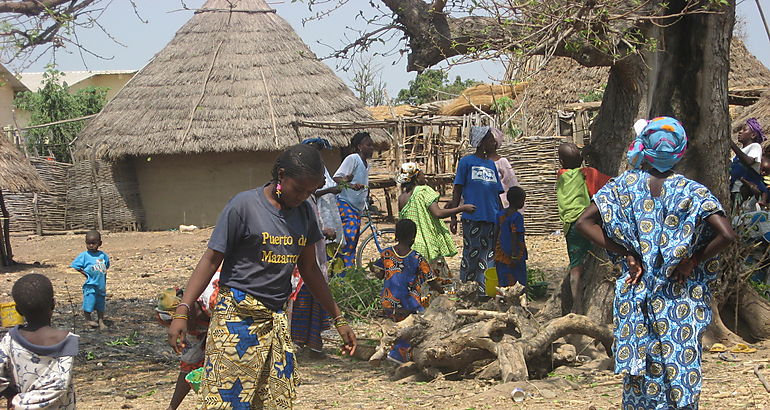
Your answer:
[576,117,736,409]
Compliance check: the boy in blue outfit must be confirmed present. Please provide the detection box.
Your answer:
[70,230,110,329]
[494,186,527,289]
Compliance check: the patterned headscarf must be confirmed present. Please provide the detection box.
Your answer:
[397,162,420,184]
[469,126,491,148]
[301,137,332,149]
[627,116,688,172]
[747,118,766,143]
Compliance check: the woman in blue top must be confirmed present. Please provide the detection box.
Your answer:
[576,117,736,409]
[447,126,504,296]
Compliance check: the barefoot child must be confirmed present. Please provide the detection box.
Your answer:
[70,230,110,329]
[494,187,528,289]
[156,272,220,410]
[556,143,609,313]
[0,274,79,409]
[372,219,442,363]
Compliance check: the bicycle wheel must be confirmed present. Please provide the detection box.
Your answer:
[356,228,396,268]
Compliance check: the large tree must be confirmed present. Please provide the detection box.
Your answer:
[309,0,766,344]
[0,0,137,66]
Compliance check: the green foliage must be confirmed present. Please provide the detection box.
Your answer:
[578,83,606,103]
[14,66,107,162]
[105,331,139,347]
[749,279,770,300]
[490,96,515,113]
[396,69,481,105]
[329,266,382,318]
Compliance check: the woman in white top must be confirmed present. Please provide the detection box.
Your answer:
[333,132,375,268]
[488,127,519,207]
[730,118,766,206]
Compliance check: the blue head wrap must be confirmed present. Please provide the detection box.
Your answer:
[301,137,332,149]
[626,116,687,172]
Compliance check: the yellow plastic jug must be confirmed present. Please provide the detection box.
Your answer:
[484,267,498,297]
[0,302,24,327]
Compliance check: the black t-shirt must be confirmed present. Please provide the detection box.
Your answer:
[208,187,322,311]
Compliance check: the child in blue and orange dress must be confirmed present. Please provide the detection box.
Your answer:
[494,187,528,289]
[70,230,109,329]
[372,219,442,363]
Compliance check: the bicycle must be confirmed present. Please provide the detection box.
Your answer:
[355,205,396,268]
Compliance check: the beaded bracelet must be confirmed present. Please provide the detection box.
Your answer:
[333,316,349,328]
[176,303,191,312]
[172,314,189,320]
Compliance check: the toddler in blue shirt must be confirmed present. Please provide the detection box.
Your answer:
[70,230,110,329]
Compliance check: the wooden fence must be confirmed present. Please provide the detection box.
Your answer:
[6,157,71,233]
[66,159,144,231]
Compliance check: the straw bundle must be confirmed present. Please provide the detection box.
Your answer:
[367,105,421,121]
[5,157,67,233]
[74,0,385,161]
[439,83,526,116]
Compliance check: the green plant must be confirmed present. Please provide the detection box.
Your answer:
[396,69,481,105]
[329,266,382,318]
[106,331,139,347]
[14,65,107,162]
[527,268,547,283]
[749,279,770,300]
[490,96,515,113]
[85,351,95,361]
[578,83,606,103]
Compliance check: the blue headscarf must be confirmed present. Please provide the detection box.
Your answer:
[301,137,332,149]
[627,116,687,172]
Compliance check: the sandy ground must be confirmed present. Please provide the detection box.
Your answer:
[2,229,769,409]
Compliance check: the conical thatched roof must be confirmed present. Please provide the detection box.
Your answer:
[0,138,47,193]
[515,38,770,136]
[75,0,384,160]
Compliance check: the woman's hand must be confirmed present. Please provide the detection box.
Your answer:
[449,217,458,234]
[350,183,365,191]
[461,204,477,213]
[336,324,357,356]
[672,256,697,284]
[167,318,188,354]
[624,254,644,285]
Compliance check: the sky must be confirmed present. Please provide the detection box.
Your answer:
[17,0,770,98]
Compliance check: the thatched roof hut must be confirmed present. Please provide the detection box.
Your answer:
[72,0,386,230]
[76,0,383,159]
[515,38,770,137]
[0,138,46,193]
[732,92,770,133]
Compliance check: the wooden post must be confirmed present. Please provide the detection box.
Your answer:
[0,190,11,265]
[756,0,770,44]
[32,193,42,236]
[89,158,104,231]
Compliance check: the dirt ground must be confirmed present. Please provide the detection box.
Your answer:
[4,229,770,409]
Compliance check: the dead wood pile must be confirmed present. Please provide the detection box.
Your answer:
[370,283,612,381]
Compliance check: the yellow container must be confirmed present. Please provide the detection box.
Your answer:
[0,302,24,328]
[484,267,498,297]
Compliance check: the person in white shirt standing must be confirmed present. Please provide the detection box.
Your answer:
[730,118,767,207]
[333,132,375,268]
